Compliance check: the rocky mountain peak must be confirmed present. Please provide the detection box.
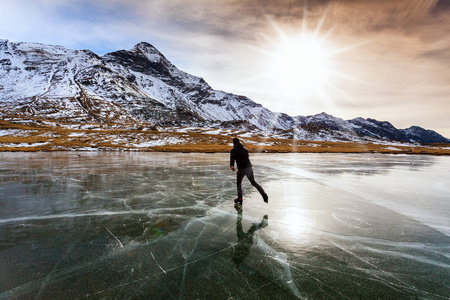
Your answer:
[133,42,161,53]
[312,112,333,119]
[129,42,167,63]
[0,39,10,50]
[403,126,449,143]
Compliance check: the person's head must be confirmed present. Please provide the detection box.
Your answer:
[232,137,240,147]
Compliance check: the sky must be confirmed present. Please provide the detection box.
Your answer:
[1,0,450,137]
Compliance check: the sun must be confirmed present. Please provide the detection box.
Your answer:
[268,33,334,97]
[268,32,336,98]
[239,12,368,118]
[253,11,368,117]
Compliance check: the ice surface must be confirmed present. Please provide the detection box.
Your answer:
[0,153,449,299]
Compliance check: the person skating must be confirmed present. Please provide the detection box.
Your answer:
[230,137,268,205]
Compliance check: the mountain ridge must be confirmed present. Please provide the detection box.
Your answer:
[1,39,448,144]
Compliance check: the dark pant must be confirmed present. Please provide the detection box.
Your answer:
[236,167,265,199]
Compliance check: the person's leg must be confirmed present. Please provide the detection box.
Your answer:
[246,167,268,203]
[236,169,245,200]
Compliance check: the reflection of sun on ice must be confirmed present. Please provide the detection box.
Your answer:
[268,181,316,246]
[283,208,314,241]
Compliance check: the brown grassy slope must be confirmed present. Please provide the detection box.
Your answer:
[1,119,449,155]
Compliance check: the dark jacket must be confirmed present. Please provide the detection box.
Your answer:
[230,143,252,169]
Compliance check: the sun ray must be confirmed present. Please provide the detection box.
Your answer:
[327,69,371,84]
[312,6,329,39]
[317,26,336,46]
[301,2,308,36]
[327,40,372,57]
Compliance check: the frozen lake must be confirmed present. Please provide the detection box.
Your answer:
[0,152,449,299]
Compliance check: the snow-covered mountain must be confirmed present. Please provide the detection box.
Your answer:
[282,113,449,143]
[0,40,291,130]
[1,39,448,144]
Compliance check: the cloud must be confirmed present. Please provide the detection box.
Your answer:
[3,0,447,59]
[0,0,449,136]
